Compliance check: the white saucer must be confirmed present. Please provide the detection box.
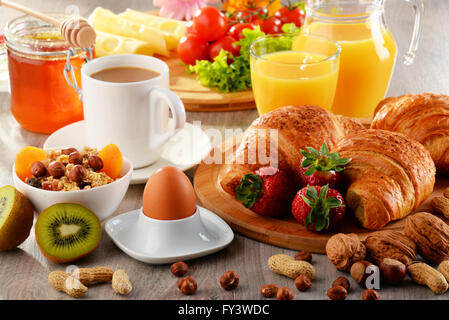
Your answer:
[105,206,234,264]
[43,120,212,184]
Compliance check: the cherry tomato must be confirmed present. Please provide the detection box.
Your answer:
[209,36,240,61]
[260,17,283,34]
[193,6,228,42]
[177,35,210,65]
[228,23,256,40]
[186,20,196,36]
[275,6,305,27]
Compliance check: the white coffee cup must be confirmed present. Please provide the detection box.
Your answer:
[80,54,186,168]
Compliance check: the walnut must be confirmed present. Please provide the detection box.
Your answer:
[326,233,366,271]
[404,212,449,265]
[364,230,417,266]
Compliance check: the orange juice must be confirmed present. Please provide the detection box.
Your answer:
[297,22,397,118]
[251,51,339,115]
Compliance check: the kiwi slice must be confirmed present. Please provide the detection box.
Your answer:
[0,186,34,251]
[35,203,101,263]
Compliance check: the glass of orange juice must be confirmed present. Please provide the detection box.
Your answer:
[250,34,341,116]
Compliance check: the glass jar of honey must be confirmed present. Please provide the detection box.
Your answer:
[5,14,91,134]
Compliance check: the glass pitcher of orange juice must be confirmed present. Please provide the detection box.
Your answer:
[295,0,424,119]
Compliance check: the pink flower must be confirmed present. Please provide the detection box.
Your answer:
[153,0,220,21]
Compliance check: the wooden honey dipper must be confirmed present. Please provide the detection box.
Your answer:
[0,0,96,48]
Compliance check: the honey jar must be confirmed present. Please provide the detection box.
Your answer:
[5,14,91,134]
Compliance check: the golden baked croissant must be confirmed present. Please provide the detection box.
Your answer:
[335,129,435,230]
[219,105,365,194]
[371,93,449,174]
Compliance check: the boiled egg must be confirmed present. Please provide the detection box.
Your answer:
[142,166,197,220]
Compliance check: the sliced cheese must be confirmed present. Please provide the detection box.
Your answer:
[95,30,154,57]
[89,7,169,56]
[119,9,187,50]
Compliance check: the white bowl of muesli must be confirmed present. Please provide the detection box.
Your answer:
[12,147,133,221]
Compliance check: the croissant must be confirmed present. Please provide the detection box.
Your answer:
[371,93,449,174]
[335,129,435,230]
[219,105,365,194]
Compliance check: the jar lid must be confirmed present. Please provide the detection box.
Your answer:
[4,13,81,56]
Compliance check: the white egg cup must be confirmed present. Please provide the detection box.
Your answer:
[105,205,234,264]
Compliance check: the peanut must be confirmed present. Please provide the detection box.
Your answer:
[70,266,114,286]
[408,262,448,294]
[437,260,449,283]
[112,269,132,295]
[48,271,88,298]
[431,196,449,218]
[268,254,315,280]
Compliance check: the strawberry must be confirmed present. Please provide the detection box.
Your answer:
[235,166,295,217]
[299,142,351,189]
[291,185,346,232]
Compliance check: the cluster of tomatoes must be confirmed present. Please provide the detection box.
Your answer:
[177,5,305,66]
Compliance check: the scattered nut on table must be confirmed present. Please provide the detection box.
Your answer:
[170,261,189,277]
[219,270,239,291]
[260,284,278,298]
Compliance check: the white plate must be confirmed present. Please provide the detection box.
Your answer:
[105,206,234,264]
[43,120,212,184]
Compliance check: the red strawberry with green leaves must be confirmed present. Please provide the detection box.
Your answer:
[235,166,295,217]
[291,185,346,232]
[299,142,351,189]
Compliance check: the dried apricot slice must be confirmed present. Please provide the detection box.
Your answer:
[97,144,123,179]
[15,146,47,181]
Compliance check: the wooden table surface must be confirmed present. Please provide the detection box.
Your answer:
[0,0,448,300]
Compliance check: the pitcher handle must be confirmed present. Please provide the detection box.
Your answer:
[401,0,424,65]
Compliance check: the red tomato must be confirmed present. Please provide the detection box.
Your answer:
[177,35,210,65]
[0,35,4,44]
[260,17,283,34]
[186,20,196,36]
[275,7,305,27]
[228,23,256,40]
[209,36,240,61]
[193,6,228,42]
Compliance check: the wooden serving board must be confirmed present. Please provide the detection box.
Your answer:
[193,137,449,253]
[158,53,255,111]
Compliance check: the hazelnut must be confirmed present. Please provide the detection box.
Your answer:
[30,161,46,177]
[350,260,378,288]
[327,285,347,300]
[61,147,78,155]
[88,155,103,171]
[69,152,83,165]
[295,250,312,263]
[47,161,66,178]
[177,276,197,295]
[69,165,88,183]
[332,276,350,291]
[295,274,312,292]
[219,270,239,291]
[362,289,380,300]
[276,287,294,300]
[379,258,406,284]
[41,181,53,191]
[170,262,188,277]
[260,284,278,298]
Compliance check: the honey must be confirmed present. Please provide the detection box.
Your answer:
[5,15,92,134]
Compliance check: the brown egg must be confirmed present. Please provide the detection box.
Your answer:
[142,166,197,220]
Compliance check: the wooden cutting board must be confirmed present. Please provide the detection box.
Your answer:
[193,137,449,253]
